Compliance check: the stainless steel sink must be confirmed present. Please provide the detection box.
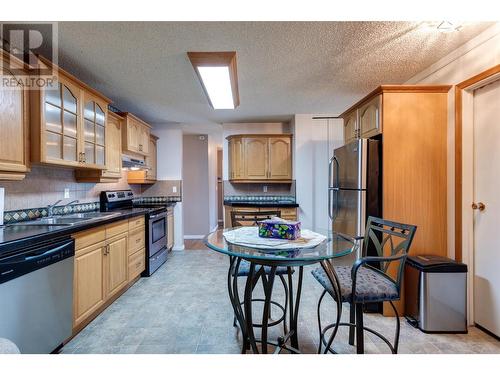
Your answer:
[63,212,119,219]
[8,212,120,227]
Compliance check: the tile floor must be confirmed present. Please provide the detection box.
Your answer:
[62,249,500,354]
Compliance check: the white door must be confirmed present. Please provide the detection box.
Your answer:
[473,78,500,336]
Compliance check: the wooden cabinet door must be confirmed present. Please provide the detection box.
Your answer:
[268,136,292,180]
[343,110,358,144]
[145,136,157,181]
[243,137,268,179]
[103,112,122,178]
[126,118,140,153]
[359,95,382,138]
[74,243,105,327]
[140,125,150,154]
[228,138,244,179]
[105,233,128,299]
[42,77,82,166]
[82,92,107,169]
[167,211,174,250]
[0,68,29,179]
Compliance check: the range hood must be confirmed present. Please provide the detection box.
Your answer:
[122,155,149,170]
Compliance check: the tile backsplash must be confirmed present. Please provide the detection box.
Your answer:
[223,180,295,199]
[0,165,182,212]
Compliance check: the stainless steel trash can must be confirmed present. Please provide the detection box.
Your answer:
[405,255,468,333]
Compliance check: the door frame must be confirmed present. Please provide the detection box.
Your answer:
[455,64,500,325]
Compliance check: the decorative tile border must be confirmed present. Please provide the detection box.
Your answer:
[223,195,296,203]
[3,201,100,224]
[135,196,182,204]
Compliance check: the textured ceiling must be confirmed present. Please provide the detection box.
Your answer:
[57,21,493,126]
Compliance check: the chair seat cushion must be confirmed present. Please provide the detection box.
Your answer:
[311,265,399,303]
[235,259,291,276]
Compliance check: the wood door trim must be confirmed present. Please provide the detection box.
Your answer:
[454,64,500,261]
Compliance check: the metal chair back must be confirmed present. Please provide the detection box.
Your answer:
[359,216,417,293]
[230,210,281,227]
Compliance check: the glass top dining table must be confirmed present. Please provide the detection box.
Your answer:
[204,227,357,266]
[204,227,358,354]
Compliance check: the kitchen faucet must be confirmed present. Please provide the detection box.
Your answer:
[47,199,79,217]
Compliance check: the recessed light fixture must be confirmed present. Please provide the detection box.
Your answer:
[187,51,240,109]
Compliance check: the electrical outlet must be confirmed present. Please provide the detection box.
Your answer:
[172,186,177,193]
[64,188,70,199]
[263,185,268,193]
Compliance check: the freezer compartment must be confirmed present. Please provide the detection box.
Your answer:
[331,139,367,190]
[331,189,366,239]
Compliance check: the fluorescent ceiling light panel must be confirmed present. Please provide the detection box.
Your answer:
[187,51,240,110]
[197,66,234,109]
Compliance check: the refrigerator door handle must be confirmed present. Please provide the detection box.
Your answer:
[328,155,339,188]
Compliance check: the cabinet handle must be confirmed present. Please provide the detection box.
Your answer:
[136,238,141,243]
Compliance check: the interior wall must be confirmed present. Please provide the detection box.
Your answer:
[207,134,219,232]
[293,115,343,233]
[182,134,210,237]
[153,124,185,250]
[221,122,291,180]
[0,165,139,211]
[405,23,500,259]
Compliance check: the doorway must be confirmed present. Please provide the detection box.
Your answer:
[472,78,500,337]
[457,65,500,338]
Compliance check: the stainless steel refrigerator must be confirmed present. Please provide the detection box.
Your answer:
[328,139,381,240]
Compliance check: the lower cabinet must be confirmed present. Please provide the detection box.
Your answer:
[73,241,106,327]
[72,217,145,330]
[105,233,129,298]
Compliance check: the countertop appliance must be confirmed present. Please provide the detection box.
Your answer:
[0,237,74,353]
[329,139,381,240]
[100,190,169,276]
[405,255,468,333]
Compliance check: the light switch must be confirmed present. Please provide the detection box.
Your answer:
[64,188,70,198]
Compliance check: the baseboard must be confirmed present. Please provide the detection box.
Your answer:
[172,244,185,251]
[184,235,205,240]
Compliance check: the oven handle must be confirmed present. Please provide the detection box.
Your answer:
[149,211,167,220]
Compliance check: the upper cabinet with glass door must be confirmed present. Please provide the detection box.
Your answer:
[82,92,107,169]
[30,63,111,170]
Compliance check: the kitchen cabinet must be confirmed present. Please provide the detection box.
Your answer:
[167,206,174,250]
[227,134,293,183]
[340,85,451,316]
[75,111,123,182]
[342,94,383,143]
[120,112,151,156]
[224,205,298,228]
[73,240,106,327]
[358,94,382,138]
[228,137,244,179]
[30,59,111,170]
[104,232,128,299]
[127,134,158,184]
[72,217,145,331]
[0,50,30,180]
[342,110,358,144]
[244,137,268,180]
[268,137,292,179]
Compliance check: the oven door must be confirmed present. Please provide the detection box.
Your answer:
[148,211,167,256]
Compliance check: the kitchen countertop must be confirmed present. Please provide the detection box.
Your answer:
[0,208,150,257]
[223,201,299,208]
